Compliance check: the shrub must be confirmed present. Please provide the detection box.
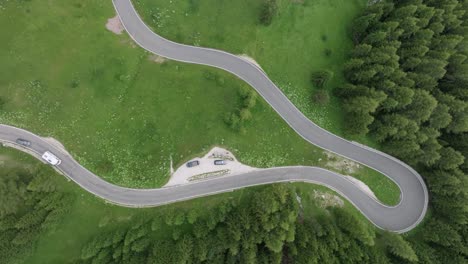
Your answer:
[239,108,252,121]
[243,92,257,108]
[259,0,278,26]
[91,68,104,81]
[29,80,44,89]
[224,113,241,131]
[188,0,199,14]
[311,70,334,88]
[70,79,80,88]
[97,160,114,174]
[0,96,5,110]
[203,71,216,81]
[225,87,258,133]
[215,76,225,86]
[238,85,251,98]
[312,89,330,105]
[324,48,332,57]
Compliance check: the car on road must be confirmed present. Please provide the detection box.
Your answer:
[214,160,226,165]
[16,138,31,147]
[42,151,61,166]
[186,160,200,167]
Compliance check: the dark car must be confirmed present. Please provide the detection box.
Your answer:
[214,160,226,165]
[16,138,31,147]
[186,160,200,167]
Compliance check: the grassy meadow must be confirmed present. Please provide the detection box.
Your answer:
[0,0,399,204]
[134,0,367,136]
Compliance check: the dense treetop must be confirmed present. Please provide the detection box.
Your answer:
[336,0,468,262]
[0,165,73,263]
[78,185,419,264]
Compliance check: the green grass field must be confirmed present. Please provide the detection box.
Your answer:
[134,0,367,136]
[0,148,374,263]
[0,0,399,204]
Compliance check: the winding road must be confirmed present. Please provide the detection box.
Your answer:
[0,0,428,233]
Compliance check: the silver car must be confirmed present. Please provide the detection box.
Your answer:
[214,160,226,165]
[16,138,31,147]
[186,160,200,167]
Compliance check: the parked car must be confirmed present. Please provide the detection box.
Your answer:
[186,160,200,167]
[16,138,31,147]
[42,151,61,166]
[214,160,226,165]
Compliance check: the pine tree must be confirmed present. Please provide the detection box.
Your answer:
[381,232,418,262]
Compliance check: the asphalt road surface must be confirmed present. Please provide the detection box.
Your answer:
[0,0,428,233]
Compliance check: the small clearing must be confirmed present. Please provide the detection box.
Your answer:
[106,15,124,35]
[324,151,360,174]
[149,54,167,64]
[345,176,378,200]
[313,190,344,208]
[164,147,258,186]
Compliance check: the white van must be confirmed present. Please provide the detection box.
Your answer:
[42,151,61,166]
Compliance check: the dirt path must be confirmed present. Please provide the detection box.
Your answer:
[238,54,263,70]
[106,15,125,35]
[164,147,258,186]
